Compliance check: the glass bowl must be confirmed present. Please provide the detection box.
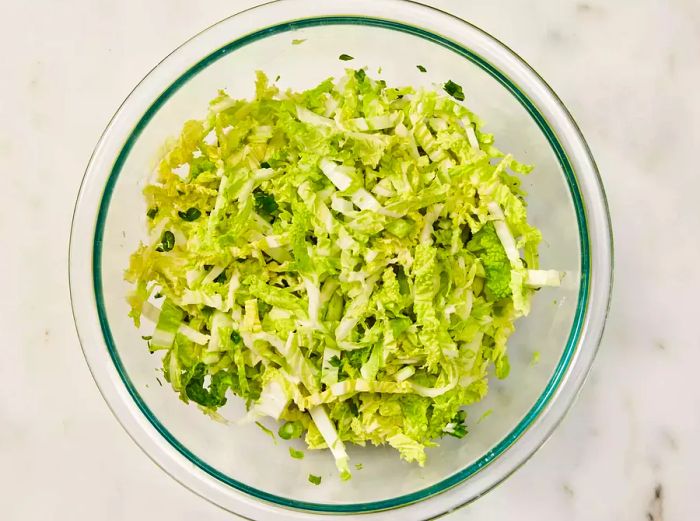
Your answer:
[69,0,612,519]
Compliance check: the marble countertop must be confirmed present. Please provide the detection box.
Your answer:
[2,0,698,519]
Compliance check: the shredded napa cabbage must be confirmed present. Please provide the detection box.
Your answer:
[125,69,562,479]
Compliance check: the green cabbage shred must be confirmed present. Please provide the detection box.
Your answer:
[125,69,562,480]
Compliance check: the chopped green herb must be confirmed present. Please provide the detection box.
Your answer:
[230,330,242,344]
[328,355,342,368]
[159,231,175,252]
[417,65,427,73]
[355,463,363,470]
[255,421,277,444]
[141,335,152,341]
[354,68,366,82]
[156,377,163,387]
[289,447,305,459]
[377,66,382,74]
[184,363,231,408]
[260,161,271,168]
[308,474,322,485]
[443,79,465,101]
[253,189,279,218]
[178,207,202,221]
[146,207,158,219]
[446,410,468,438]
[278,420,304,440]
[275,75,280,82]
[292,38,306,45]
[339,53,354,61]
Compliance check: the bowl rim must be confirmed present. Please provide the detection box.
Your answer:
[69,1,613,519]
[96,14,590,512]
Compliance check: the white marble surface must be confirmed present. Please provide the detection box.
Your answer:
[2,0,699,519]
